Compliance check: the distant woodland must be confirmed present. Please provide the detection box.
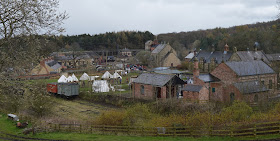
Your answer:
[38,19,280,57]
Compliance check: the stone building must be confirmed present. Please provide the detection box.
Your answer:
[132,73,186,100]
[228,47,270,64]
[192,44,233,72]
[151,43,181,67]
[210,60,277,103]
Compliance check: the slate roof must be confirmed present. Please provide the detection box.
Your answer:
[185,52,194,59]
[133,73,186,87]
[46,60,62,70]
[182,84,203,92]
[154,69,183,74]
[198,74,220,82]
[193,51,233,63]
[225,61,274,76]
[234,81,268,94]
[266,54,280,61]
[236,51,270,64]
[151,44,167,54]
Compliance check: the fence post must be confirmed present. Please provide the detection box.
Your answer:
[209,126,212,137]
[174,126,177,137]
[141,126,144,136]
[91,125,93,134]
[254,124,257,137]
[80,124,82,133]
[69,124,71,132]
[58,124,61,132]
[102,125,105,135]
[230,126,234,137]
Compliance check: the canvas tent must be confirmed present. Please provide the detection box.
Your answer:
[80,73,90,81]
[112,72,122,79]
[101,71,113,79]
[58,75,67,83]
[92,80,110,92]
[72,74,79,82]
[66,76,73,82]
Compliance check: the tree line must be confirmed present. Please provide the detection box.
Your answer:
[158,20,280,54]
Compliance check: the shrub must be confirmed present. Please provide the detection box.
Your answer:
[95,110,126,126]
[221,101,253,122]
[125,103,153,126]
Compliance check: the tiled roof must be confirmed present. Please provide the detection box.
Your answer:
[198,74,220,82]
[133,73,186,87]
[154,69,183,74]
[234,81,268,94]
[225,61,274,76]
[182,84,203,92]
[151,44,166,54]
[266,54,280,61]
[193,51,233,63]
[236,51,270,64]
[185,52,194,59]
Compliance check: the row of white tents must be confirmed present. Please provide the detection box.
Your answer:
[57,71,122,93]
[101,71,122,79]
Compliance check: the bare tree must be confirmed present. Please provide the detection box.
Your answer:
[0,0,67,113]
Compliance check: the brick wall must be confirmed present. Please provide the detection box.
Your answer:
[134,83,155,100]
[211,63,238,84]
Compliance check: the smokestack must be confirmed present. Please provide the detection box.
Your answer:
[224,44,229,54]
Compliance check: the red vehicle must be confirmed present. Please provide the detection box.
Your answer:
[47,83,58,94]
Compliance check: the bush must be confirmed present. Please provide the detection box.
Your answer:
[95,110,126,126]
[125,103,152,126]
[221,101,253,122]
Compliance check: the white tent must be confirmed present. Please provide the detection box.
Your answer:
[58,75,67,83]
[89,76,95,81]
[72,74,79,82]
[92,80,110,92]
[101,71,113,79]
[80,73,90,81]
[66,76,73,82]
[112,72,122,79]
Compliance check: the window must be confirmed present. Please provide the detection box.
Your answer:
[230,93,235,103]
[140,85,144,95]
[269,80,272,89]
[212,88,215,93]
[254,95,258,103]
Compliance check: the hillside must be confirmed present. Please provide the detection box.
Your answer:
[157,20,280,54]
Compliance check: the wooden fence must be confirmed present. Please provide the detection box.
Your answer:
[44,121,280,137]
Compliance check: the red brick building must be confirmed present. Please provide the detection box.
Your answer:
[132,73,186,100]
[210,61,277,103]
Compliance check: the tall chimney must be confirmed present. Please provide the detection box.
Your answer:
[224,44,229,54]
[193,57,199,83]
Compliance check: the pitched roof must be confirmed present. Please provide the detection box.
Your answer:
[225,61,275,76]
[194,51,233,63]
[198,74,220,82]
[266,54,280,61]
[182,84,203,92]
[236,51,269,64]
[151,44,167,54]
[185,52,194,59]
[154,69,183,74]
[234,81,268,94]
[133,73,186,87]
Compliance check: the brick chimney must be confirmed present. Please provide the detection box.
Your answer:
[193,57,199,84]
[224,44,229,54]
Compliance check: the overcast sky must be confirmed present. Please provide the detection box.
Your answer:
[59,0,279,35]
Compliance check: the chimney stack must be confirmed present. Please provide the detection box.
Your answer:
[193,57,199,83]
[224,44,229,54]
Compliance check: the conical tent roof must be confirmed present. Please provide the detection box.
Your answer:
[58,75,67,83]
[112,72,122,79]
[92,80,110,92]
[67,76,73,82]
[72,74,79,82]
[101,71,112,79]
[79,73,90,80]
